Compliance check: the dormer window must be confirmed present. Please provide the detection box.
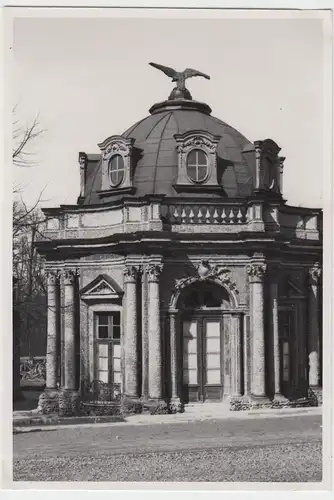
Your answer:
[186,149,209,183]
[109,154,125,187]
[98,135,136,197]
[174,130,222,193]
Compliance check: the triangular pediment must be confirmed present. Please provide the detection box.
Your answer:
[80,274,123,300]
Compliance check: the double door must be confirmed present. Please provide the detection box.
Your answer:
[182,315,223,402]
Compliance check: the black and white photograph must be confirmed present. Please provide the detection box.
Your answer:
[3,5,332,490]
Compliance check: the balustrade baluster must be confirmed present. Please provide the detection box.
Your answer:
[221,208,227,224]
[189,209,194,223]
[213,208,219,224]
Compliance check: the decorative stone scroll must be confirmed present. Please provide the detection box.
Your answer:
[62,268,80,285]
[246,263,267,282]
[309,264,321,286]
[46,269,61,285]
[124,265,140,283]
[147,264,163,282]
[175,260,238,294]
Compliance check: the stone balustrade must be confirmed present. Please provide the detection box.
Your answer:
[162,204,248,225]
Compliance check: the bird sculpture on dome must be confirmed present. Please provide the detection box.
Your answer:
[149,62,210,100]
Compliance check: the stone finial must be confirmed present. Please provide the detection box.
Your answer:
[309,264,321,285]
[46,269,61,285]
[78,152,88,198]
[246,263,267,282]
[62,268,80,285]
[124,265,139,283]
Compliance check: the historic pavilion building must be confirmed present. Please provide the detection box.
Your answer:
[36,65,322,415]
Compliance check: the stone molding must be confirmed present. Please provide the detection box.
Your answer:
[62,268,80,285]
[246,263,267,282]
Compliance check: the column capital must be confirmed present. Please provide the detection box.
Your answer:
[147,263,163,282]
[62,268,80,285]
[46,269,61,285]
[308,264,321,286]
[124,265,140,283]
[246,262,267,283]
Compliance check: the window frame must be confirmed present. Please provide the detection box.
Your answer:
[108,154,125,188]
[186,149,209,184]
[94,311,122,386]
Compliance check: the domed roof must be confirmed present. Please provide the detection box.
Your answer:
[83,98,256,205]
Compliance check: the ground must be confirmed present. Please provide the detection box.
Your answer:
[13,413,322,482]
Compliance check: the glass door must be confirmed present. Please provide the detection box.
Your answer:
[182,316,223,402]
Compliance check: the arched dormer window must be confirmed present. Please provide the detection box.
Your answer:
[186,149,209,184]
[108,154,125,187]
[98,135,136,197]
[174,130,221,193]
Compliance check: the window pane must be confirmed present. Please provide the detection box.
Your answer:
[98,370,108,383]
[187,166,197,182]
[197,166,208,182]
[113,344,121,358]
[112,312,121,326]
[113,371,121,384]
[98,344,108,357]
[187,353,197,369]
[98,313,109,326]
[206,353,221,369]
[206,370,221,384]
[206,320,220,338]
[206,337,221,352]
[98,326,108,339]
[98,357,109,371]
[197,150,207,165]
[113,326,121,340]
[113,358,121,371]
[188,369,197,385]
[187,150,197,165]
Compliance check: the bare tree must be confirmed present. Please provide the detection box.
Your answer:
[12,105,44,169]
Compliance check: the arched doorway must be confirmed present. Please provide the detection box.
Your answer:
[176,281,233,403]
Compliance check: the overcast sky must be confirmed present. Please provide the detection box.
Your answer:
[12,12,324,208]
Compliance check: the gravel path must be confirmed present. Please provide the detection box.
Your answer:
[13,414,322,482]
[13,442,322,482]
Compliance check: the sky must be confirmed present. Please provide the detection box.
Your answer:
[12,12,325,209]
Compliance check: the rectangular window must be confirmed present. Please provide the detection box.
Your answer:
[95,311,121,386]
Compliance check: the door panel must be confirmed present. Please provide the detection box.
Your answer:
[182,317,223,402]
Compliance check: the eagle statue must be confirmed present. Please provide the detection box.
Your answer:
[149,62,210,100]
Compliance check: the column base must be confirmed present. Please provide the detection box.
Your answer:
[168,397,184,414]
[273,393,289,403]
[142,398,169,415]
[37,389,59,414]
[122,395,143,415]
[308,386,322,406]
[58,389,80,417]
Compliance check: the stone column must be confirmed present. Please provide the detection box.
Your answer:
[63,269,78,391]
[124,265,139,399]
[141,268,149,399]
[147,263,163,400]
[308,264,321,388]
[270,275,286,401]
[231,313,242,397]
[45,270,60,389]
[247,262,268,400]
[169,310,180,401]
